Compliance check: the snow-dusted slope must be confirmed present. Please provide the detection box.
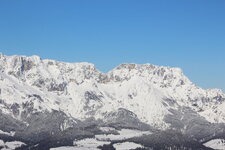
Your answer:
[0,53,225,130]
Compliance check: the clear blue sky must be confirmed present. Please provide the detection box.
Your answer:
[0,0,224,91]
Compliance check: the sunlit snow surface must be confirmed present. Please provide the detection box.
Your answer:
[0,140,25,150]
[203,139,225,150]
[1,54,225,130]
[1,54,225,149]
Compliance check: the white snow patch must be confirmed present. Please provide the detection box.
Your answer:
[50,147,96,150]
[113,142,143,150]
[203,139,225,150]
[0,140,4,146]
[99,127,115,132]
[74,138,110,148]
[50,138,110,150]
[0,130,15,136]
[0,140,25,150]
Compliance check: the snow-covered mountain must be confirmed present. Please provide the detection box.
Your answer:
[0,54,225,150]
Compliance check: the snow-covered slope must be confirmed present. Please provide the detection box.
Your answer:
[0,54,225,130]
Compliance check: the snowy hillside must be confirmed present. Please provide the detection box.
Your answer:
[0,54,225,150]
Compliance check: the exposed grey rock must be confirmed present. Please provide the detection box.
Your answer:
[21,59,34,72]
[27,94,44,102]
[85,91,102,101]
[32,79,45,88]
[47,82,67,92]
[11,103,20,116]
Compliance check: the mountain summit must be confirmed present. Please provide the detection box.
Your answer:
[0,54,225,150]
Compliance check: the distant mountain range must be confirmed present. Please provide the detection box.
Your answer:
[0,54,225,150]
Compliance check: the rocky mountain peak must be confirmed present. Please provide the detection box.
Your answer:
[0,53,224,129]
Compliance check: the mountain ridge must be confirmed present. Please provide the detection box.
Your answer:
[0,54,225,125]
[0,53,224,91]
[0,53,225,149]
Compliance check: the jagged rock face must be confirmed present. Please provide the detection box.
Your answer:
[0,54,225,149]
